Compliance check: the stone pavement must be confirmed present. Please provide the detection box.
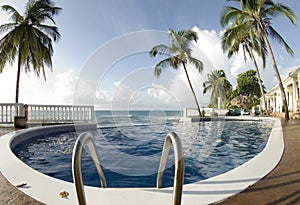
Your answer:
[0,173,44,205]
[0,120,299,205]
[0,127,44,205]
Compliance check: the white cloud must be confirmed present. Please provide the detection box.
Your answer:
[113,81,121,87]
[95,70,190,110]
[168,69,210,108]
[146,84,175,105]
[0,66,16,102]
[147,87,158,99]
[191,26,236,89]
[192,27,228,69]
[0,65,77,105]
[95,90,113,102]
[109,82,134,109]
[72,77,96,105]
[92,32,217,110]
[230,51,249,75]
[25,69,76,105]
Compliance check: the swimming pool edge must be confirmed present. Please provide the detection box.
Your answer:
[0,118,283,205]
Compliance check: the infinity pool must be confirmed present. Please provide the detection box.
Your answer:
[13,120,272,188]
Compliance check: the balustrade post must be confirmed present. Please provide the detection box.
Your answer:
[1,105,3,123]
[90,106,95,123]
[19,103,24,116]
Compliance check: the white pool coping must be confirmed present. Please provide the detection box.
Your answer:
[0,118,284,205]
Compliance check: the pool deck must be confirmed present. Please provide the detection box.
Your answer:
[0,119,299,205]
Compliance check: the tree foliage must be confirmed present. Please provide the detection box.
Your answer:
[150,29,204,116]
[203,69,232,108]
[0,0,61,104]
[231,70,266,107]
[221,16,268,110]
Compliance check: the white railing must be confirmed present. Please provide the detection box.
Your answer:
[27,104,95,123]
[0,103,24,124]
[184,107,228,117]
[0,103,95,124]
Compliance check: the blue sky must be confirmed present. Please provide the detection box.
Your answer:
[0,0,300,110]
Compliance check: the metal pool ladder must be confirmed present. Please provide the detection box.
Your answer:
[72,131,184,205]
[72,132,107,205]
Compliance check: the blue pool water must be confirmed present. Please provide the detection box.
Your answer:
[13,111,272,188]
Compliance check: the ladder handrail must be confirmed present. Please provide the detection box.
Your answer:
[72,132,107,205]
[157,132,184,205]
[72,131,184,205]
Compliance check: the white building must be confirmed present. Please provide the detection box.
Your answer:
[261,66,300,116]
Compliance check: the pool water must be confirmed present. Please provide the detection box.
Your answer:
[13,118,272,188]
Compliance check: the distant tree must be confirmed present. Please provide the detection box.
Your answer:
[231,95,252,109]
[0,0,61,109]
[150,29,204,116]
[232,70,266,107]
[203,69,232,108]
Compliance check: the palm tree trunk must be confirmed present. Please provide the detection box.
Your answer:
[15,53,21,115]
[246,43,267,112]
[182,62,202,117]
[261,33,289,119]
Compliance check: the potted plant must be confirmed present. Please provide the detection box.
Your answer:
[14,116,27,128]
[15,104,28,128]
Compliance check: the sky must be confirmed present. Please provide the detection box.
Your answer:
[0,0,300,110]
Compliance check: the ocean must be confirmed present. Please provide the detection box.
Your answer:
[95,110,182,127]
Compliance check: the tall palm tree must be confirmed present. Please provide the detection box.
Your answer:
[0,0,61,112]
[221,18,268,111]
[150,29,204,117]
[221,0,297,119]
[203,69,232,108]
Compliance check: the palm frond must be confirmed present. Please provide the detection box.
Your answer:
[182,29,198,42]
[153,57,174,78]
[203,84,212,94]
[34,24,60,42]
[26,0,62,24]
[220,6,242,27]
[1,5,24,23]
[149,44,170,58]
[265,3,297,25]
[188,56,203,73]
[0,23,16,36]
[268,26,294,56]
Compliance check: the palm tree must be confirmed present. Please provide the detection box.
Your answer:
[221,18,268,111]
[221,0,297,119]
[150,29,204,117]
[0,0,61,113]
[203,69,232,108]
